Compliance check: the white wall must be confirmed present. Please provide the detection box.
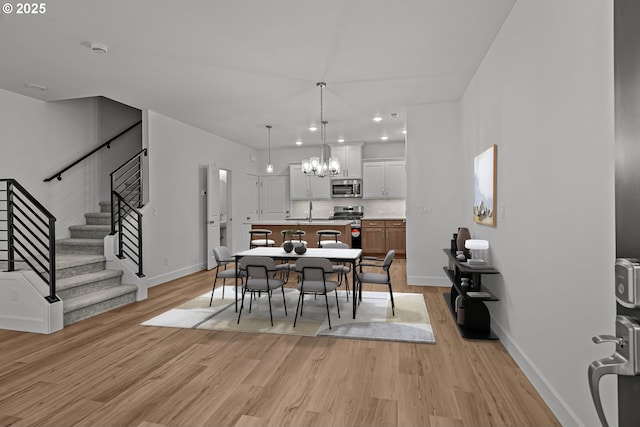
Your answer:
[459,1,614,426]
[95,97,142,202]
[143,111,258,286]
[0,89,139,239]
[406,102,465,285]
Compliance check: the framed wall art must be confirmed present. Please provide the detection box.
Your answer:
[473,144,497,226]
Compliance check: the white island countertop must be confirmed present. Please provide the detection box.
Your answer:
[246,219,353,226]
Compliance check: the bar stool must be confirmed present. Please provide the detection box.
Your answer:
[316,230,342,247]
[281,229,308,246]
[249,229,275,248]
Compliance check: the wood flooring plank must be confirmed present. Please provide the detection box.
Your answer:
[0,260,560,427]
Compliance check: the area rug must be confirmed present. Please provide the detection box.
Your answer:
[142,286,435,344]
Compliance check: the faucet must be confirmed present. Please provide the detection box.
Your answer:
[308,200,313,223]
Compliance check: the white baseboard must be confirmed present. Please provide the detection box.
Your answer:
[146,263,205,288]
[491,319,584,427]
[407,275,450,286]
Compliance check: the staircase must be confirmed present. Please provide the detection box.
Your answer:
[56,201,137,326]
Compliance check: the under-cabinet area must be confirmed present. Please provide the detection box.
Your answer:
[361,219,406,257]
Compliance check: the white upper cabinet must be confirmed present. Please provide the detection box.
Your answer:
[362,160,406,199]
[330,143,362,178]
[289,164,331,200]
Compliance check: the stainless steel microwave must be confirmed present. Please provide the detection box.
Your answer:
[331,179,362,198]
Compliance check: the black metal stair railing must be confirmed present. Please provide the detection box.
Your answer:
[112,192,144,278]
[0,179,59,303]
[110,149,147,278]
[44,120,142,182]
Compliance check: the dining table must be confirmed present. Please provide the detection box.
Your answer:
[233,246,363,319]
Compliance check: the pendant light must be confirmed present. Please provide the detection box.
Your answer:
[302,82,340,177]
[266,124,273,174]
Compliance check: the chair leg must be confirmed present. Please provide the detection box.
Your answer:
[222,278,226,299]
[237,286,247,324]
[294,292,303,327]
[388,283,395,316]
[281,286,288,316]
[343,272,349,302]
[209,271,220,306]
[324,292,332,330]
[267,290,274,326]
[334,289,341,318]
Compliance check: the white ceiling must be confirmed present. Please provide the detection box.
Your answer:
[0,0,515,150]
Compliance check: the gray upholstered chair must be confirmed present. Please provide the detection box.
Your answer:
[295,257,341,329]
[210,246,246,305]
[238,256,287,326]
[320,241,351,300]
[356,249,396,316]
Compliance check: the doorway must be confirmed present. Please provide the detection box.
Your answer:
[219,169,232,250]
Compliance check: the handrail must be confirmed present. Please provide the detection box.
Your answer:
[44,120,142,182]
[0,178,59,303]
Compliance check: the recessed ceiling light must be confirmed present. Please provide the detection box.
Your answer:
[337,138,344,143]
[296,140,302,146]
[402,130,407,134]
[381,136,389,141]
[25,83,48,91]
[309,126,317,132]
[373,116,382,122]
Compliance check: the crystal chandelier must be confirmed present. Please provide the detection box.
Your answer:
[302,82,340,177]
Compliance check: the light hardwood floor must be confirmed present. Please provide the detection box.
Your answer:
[0,260,560,427]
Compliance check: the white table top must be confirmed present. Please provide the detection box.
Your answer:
[234,247,362,261]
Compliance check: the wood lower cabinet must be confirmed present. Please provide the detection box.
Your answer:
[361,219,406,257]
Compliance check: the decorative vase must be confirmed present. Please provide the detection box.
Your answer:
[456,227,471,258]
[294,244,307,255]
[283,241,294,253]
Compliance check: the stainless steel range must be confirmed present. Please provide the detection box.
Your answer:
[330,205,364,248]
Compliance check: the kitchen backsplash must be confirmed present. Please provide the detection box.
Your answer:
[290,199,406,219]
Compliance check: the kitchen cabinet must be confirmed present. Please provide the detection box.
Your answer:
[362,160,406,199]
[361,219,406,257]
[330,143,362,178]
[289,164,331,200]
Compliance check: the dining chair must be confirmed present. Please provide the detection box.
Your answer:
[316,229,342,247]
[294,257,341,329]
[281,229,307,246]
[249,228,275,248]
[238,256,288,326]
[320,241,351,301]
[210,246,246,305]
[356,249,396,316]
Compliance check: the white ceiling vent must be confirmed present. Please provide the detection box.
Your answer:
[90,42,109,54]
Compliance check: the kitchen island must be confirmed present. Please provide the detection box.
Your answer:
[248,220,352,248]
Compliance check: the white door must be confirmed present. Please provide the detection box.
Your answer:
[260,175,289,220]
[205,164,220,270]
[245,173,260,222]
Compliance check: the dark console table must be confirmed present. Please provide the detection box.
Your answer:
[442,249,500,340]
